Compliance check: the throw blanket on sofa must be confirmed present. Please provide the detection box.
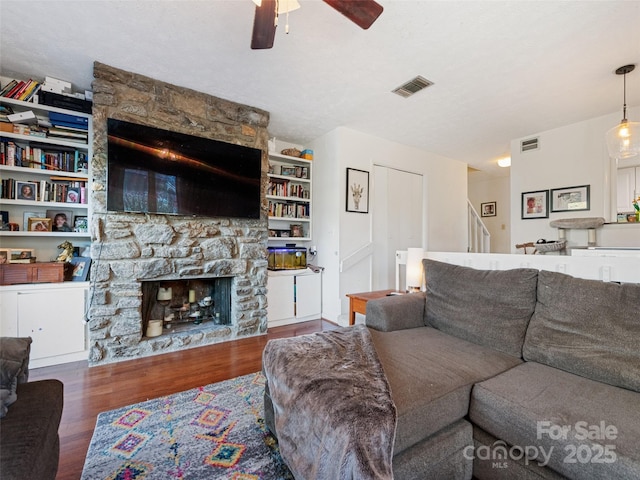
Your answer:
[262,325,397,480]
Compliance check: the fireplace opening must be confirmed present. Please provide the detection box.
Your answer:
[141,277,232,337]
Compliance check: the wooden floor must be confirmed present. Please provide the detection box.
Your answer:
[29,319,338,480]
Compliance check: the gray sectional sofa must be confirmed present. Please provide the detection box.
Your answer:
[0,337,64,480]
[264,258,640,479]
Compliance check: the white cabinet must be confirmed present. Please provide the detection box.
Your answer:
[267,152,312,241]
[617,166,640,214]
[267,269,321,327]
[0,283,88,368]
[267,275,295,322]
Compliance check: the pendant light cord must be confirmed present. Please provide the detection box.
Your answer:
[622,71,628,122]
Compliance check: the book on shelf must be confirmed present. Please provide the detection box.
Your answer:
[48,112,89,130]
[0,80,19,97]
[4,80,26,99]
[47,127,88,142]
[19,81,41,102]
[0,176,87,203]
[0,138,86,173]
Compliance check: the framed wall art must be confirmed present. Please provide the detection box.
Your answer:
[521,190,549,219]
[481,201,496,217]
[346,168,369,213]
[550,185,590,212]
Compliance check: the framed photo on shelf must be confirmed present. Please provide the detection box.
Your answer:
[521,190,549,219]
[481,201,496,217]
[0,248,8,265]
[9,249,35,263]
[66,187,80,203]
[550,185,590,212]
[46,209,74,232]
[23,211,45,231]
[15,181,38,201]
[28,217,52,232]
[73,215,88,233]
[69,257,91,282]
[346,168,369,213]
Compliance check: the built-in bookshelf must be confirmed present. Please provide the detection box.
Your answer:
[267,152,312,242]
[0,95,92,258]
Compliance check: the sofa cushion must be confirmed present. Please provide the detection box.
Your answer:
[470,361,640,479]
[393,419,473,480]
[424,259,538,357]
[0,337,32,418]
[369,326,522,455]
[523,270,640,392]
[0,379,63,480]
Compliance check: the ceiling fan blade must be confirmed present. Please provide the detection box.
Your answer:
[251,0,277,49]
[322,0,383,30]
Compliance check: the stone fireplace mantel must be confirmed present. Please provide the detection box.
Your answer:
[87,62,270,366]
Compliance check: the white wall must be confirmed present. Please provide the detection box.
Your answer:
[468,172,511,253]
[510,107,640,250]
[312,127,468,325]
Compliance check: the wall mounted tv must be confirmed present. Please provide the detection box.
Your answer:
[107,118,262,218]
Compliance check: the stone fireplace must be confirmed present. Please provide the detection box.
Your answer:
[87,62,270,366]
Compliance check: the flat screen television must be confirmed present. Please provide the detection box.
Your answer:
[107,118,262,218]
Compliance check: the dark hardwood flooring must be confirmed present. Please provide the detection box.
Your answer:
[29,319,338,480]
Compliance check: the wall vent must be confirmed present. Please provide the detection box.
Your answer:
[521,137,539,152]
[392,75,434,98]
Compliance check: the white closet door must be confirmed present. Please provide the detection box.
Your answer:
[372,165,423,291]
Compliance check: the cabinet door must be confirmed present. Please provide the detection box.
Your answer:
[295,273,321,318]
[0,291,18,336]
[267,275,295,322]
[17,288,85,360]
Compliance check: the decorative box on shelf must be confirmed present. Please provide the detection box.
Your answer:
[0,262,65,285]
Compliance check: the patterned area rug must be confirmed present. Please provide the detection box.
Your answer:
[81,372,293,479]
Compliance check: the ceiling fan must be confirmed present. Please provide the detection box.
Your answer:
[251,0,384,49]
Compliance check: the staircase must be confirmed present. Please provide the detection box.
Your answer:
[468,200,491,253]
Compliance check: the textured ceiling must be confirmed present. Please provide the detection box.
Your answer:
[1,0,639,176]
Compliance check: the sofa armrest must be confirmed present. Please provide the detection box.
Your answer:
[365,292,426,332]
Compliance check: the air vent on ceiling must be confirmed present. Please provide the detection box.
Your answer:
[521,137,539,152]
[392,75,434,98]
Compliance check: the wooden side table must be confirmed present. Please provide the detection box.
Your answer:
[346,289,401,326]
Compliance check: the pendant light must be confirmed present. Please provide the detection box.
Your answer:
[605,64,640,160]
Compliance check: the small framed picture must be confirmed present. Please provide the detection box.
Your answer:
[0,248,9,264]
[68,256,91,282]
[550,185,590,212]
[73,215,88,233]
[280,166,297,177]
[23,211,45,231]
[75,152,89,174]
[28,217,52,232]
[481,201,496,217]
[9,249,35,263]
[66,187,80,203]
[46,209,73,232]
[290,224,304,237]
[15,181,38,201]
[521,190,549,219]
[346,168,369,213]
